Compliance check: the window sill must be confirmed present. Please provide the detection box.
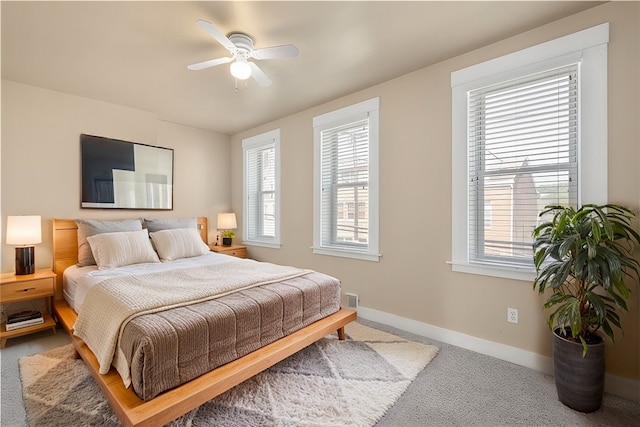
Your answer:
[312,246,381,262]
[448,261,536,282]
[242,241,281,249]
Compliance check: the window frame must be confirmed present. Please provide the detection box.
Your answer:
[242,129,281,248]
[313,97,381,262]
[450,23,609,281]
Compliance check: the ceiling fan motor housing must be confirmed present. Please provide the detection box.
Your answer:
[227,33,254,56]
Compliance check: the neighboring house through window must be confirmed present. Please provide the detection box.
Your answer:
[313,97,380,261]
[243,129,281,248]
[451,23,609,281]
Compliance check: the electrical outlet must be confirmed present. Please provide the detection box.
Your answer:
[507,308,518,324]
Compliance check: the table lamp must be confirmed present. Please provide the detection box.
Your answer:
[217,213,237,246]
[6,215,42,275]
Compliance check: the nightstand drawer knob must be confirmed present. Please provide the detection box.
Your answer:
[19,287,36,292]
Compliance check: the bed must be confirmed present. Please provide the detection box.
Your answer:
[52,217,356,427]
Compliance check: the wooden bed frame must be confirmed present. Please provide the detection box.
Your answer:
[52,218,356,427]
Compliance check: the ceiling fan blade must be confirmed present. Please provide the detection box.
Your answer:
[196,19,235,51]
[251,44,299,60]
[187,56,233,71]
[248,62,272,87]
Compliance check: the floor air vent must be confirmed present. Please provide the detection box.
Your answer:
[346,293,359,309]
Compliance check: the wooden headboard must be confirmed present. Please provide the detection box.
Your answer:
[52,217,208,301]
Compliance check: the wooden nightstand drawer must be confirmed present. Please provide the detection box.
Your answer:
[209,245,247,259]
[223,247,246,258]
[0,270,56,304]
[1,278,54,302]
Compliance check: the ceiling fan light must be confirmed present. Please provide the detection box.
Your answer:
[230,61,251,80]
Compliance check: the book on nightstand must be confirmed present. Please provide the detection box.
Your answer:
[6,310,44,331]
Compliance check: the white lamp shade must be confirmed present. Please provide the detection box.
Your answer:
[6,215,42,245]
[217,213,237,230]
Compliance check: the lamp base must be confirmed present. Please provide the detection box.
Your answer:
[15,246,35,275]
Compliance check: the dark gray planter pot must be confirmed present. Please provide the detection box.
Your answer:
[553,329,605,413]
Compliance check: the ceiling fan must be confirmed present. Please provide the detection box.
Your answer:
[188,19,299,88]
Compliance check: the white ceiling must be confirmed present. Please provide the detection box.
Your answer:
[1,1,602,135]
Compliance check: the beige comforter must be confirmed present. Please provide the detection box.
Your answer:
[73,259,309,386]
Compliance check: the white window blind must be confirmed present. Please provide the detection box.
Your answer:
[243,129,280,247]
[319,118,370,248]
[468,64,579,268]
[313,97,380,261]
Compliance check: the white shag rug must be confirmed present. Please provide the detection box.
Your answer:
[19,322,439,426]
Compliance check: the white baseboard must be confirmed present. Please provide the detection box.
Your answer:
[357,305,640,403]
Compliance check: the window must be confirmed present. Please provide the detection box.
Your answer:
[451,23,608,280]
[469,65,579,268]
[243,129,280,248]
[313,97,380,261]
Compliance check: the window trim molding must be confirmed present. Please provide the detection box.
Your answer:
[312,97,381,262]
[242,128,281,248]
[451,23,609,87]
[450,23,608,281]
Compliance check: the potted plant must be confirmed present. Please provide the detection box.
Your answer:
[532,204,640,413]
[221,229,235,246]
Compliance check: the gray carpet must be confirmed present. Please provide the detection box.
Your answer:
[2,319,640,426]
[364,319,640,426]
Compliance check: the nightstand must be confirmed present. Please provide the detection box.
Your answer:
[0,269,57,348]
[209,244,247,259]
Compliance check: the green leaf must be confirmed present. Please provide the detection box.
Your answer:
[559,234,578,259]
[579,336,588,357]
[591,220,601,243]
[586,236,597,259]
[568,298,582,337]
[602,321,614,340]
[594,205,614,240]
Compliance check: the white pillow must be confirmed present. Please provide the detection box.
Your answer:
[76,219,143,266]
[150,228,211,261]
[87,229,160,269]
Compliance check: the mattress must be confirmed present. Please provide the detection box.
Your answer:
[63,265,95,310]
[65,254,341,401]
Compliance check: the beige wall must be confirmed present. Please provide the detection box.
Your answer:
[1,80,232,272]
[231,2,640,382]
